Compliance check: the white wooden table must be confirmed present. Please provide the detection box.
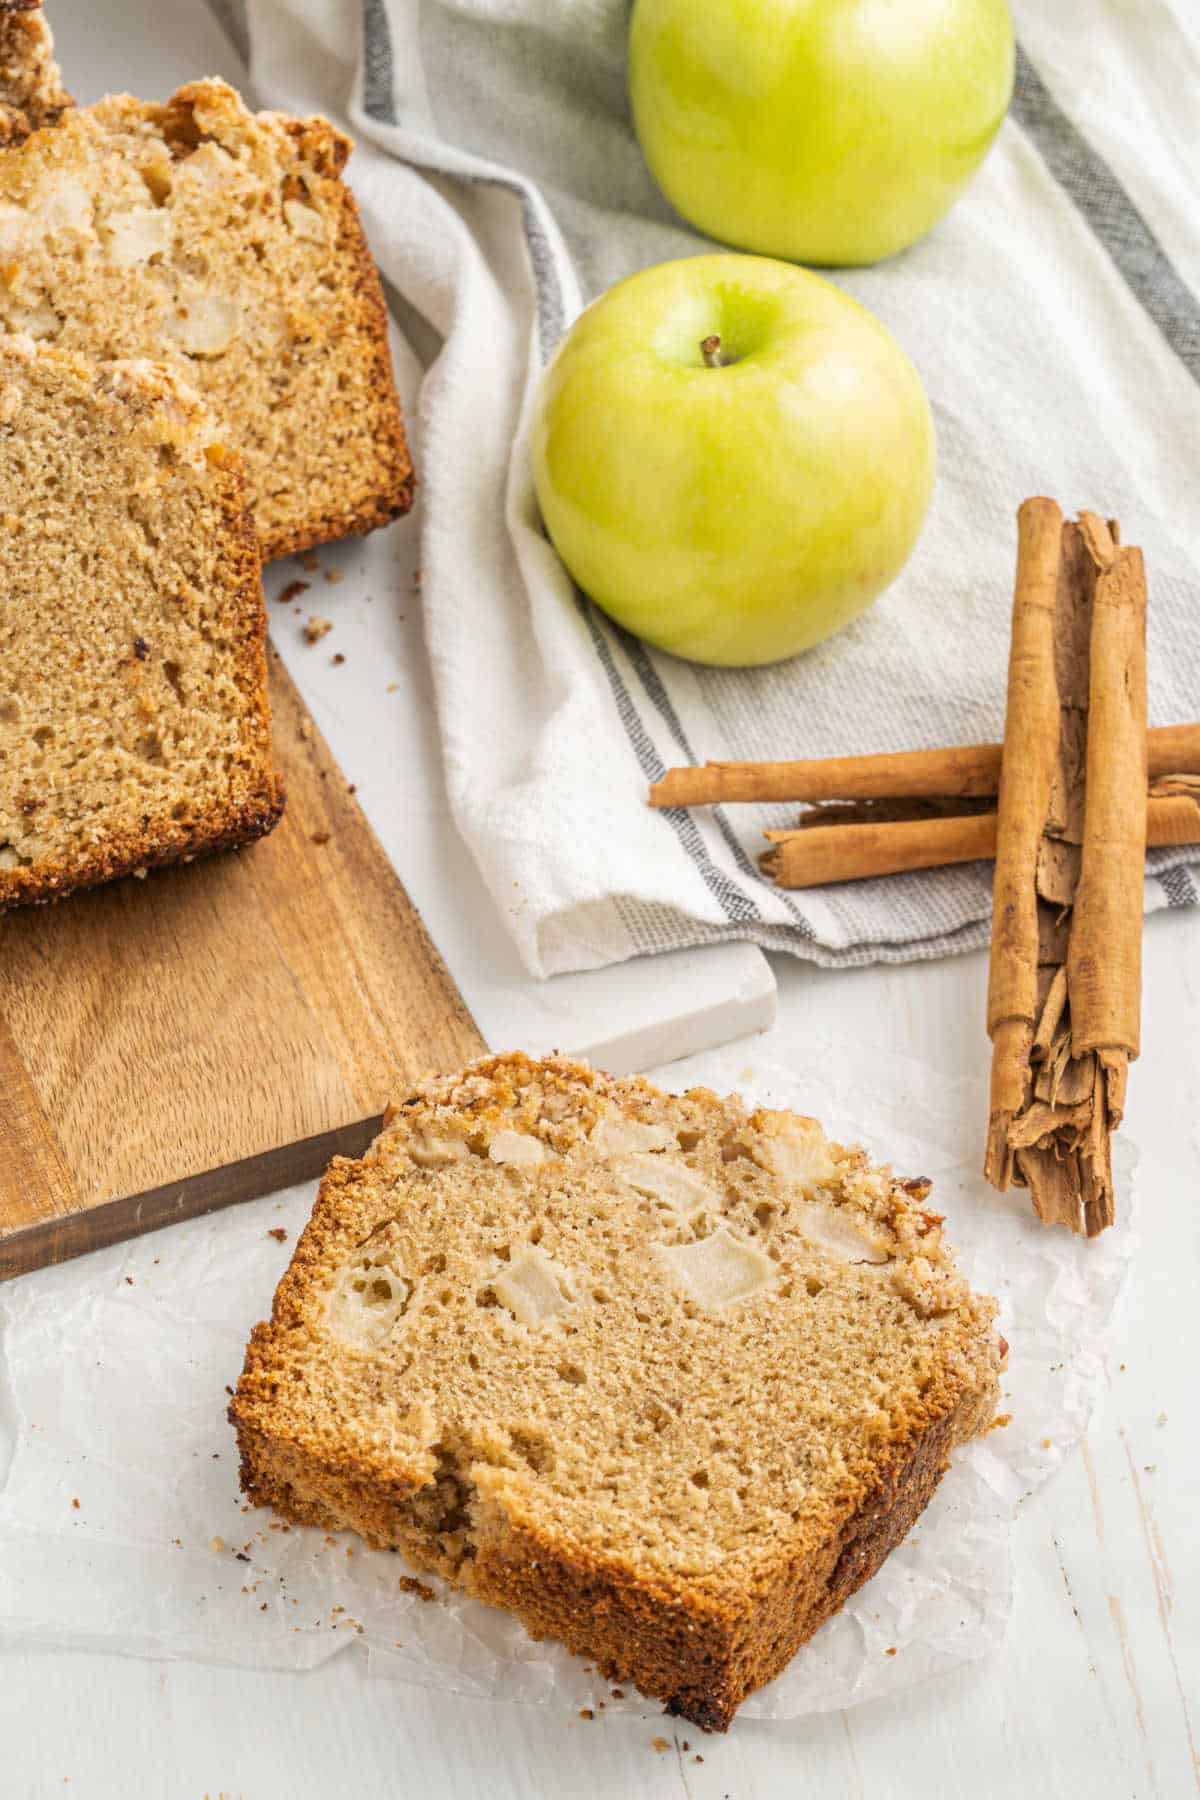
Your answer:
[3,4,1198,1793]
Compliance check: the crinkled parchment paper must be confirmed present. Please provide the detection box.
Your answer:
[0,1041,1131,1719]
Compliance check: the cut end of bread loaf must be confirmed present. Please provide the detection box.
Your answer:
[0,78,412,557]
[0,334,283,910]
[231,1053,1002,1729]
[0,2,70,144]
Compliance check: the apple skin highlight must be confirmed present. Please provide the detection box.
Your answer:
[531,255,936,668]
[628,0,1015,267]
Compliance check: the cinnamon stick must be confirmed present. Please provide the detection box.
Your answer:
[651,744,1004,807]
[649,723,1200,808]
[759,792,1196,888]
[1067,534,1147,1065]
[984,502,1148,1237]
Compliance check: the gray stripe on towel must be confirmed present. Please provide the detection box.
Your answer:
[575,599,764,926]
[1013,45,1200,384]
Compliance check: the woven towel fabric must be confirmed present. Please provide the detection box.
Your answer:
[237,0,1200,976]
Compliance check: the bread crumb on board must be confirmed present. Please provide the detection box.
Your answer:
[303,615,333,644]
[397,1574,436,1603]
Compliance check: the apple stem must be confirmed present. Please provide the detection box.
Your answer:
[700,334,726,369]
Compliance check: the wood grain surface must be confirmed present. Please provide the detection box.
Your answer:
[0,648,484,1278]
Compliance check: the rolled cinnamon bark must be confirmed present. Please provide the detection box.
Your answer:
[989,497,1064,1100]
[649,723,1200,808]
[759,793,1195,888]
[651,744,1004,807]
[1068,541,1147,1061]
[760,812,998,886]
[984,503,1149,1237]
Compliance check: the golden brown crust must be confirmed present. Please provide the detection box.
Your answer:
[480,1398,964,1731]
[276,111,353,179]
[0,781,284,911]
[229,1054,1001,1731]
[234,1341,978,1730]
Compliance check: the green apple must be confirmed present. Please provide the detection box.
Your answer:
[531,254,935,667]
[629,0,1014,266]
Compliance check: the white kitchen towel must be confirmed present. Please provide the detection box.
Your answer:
[229,0,1200,977]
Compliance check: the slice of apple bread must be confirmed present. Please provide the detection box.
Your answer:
[0,334,282,910]
[0,78,412,558]
[231,1053,1002,1730]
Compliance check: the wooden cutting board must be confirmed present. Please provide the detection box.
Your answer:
[0,647,484,1280]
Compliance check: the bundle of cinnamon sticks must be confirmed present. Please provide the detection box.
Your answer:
[984,502,1145,1237]
[648,499,1200,1237]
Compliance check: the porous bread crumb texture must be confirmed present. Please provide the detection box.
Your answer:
[0,3,70,144]
[232,1053,1002,1730]
[0,334,283,910]
[0,78,413,559]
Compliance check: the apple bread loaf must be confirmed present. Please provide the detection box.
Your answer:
[0,334,283,910]
[0,2,70,143]
[231,1052,1002,1729]
[0,78,412,559]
